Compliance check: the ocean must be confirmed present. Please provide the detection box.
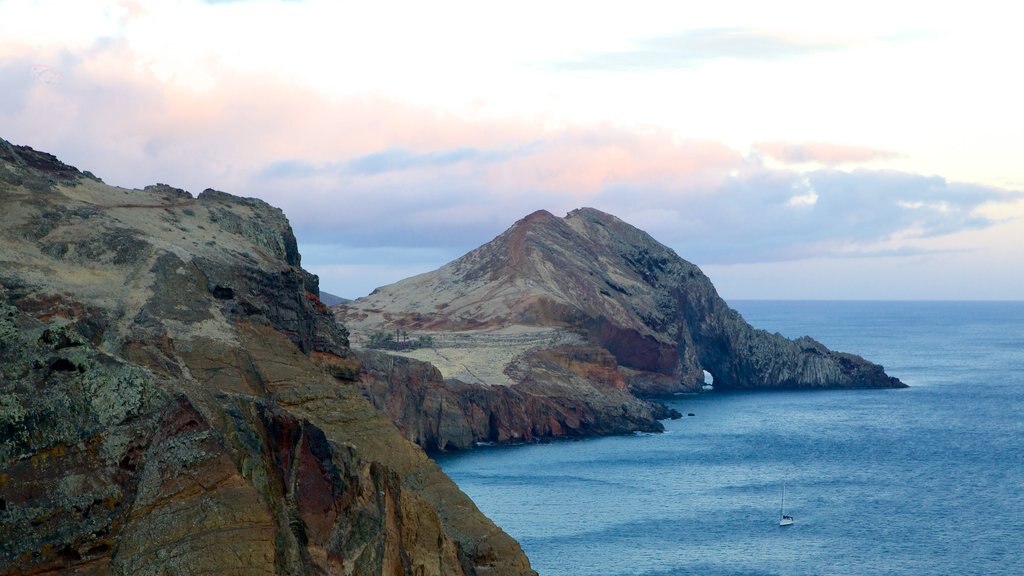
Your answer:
[436,301,1024,576]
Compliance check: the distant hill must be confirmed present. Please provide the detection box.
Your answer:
[338,207,904,449]
[318,290,350,306]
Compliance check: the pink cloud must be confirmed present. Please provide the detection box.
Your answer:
[2,40,753,236]
[3,39,747,193]
[486,127,741,196]
[754,141,899,165]
[6,38,1018,302]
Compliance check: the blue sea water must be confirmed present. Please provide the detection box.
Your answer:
[436,301,1024,575]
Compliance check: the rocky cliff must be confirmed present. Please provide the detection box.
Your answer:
[338,208,905,450]
[0,138,534,575]
[356,348,677,453]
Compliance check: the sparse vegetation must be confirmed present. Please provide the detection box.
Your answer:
[367,328,434,351]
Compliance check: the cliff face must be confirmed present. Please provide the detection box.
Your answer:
[356,348,674,452]
[0,139,534,575]
[557,208,904,393]
[338,207,904,450]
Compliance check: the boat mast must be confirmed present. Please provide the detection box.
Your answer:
[781,482,785,517]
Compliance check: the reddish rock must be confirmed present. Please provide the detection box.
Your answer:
[336,206,902,451]
[0,138,535,575]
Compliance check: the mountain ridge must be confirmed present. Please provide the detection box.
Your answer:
[338,205,904,450]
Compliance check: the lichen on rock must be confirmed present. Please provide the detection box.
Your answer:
[0,138,535,575]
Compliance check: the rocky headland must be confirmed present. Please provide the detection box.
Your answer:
[0,138,535,575]
[337,208,905,451]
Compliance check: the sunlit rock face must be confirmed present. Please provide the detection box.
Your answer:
[0,138,535,576]
[339,207,904,449]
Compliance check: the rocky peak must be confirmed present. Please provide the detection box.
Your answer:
[333,207,897,457]
[450,207,592,287]
[198,188,302,267]
[0,137,82,181]
[0,139,535,575]
[341,207,904,394]
[565,206,625,227]
[519,208,558,224]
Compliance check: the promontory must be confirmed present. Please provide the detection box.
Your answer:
[337,207,905,451]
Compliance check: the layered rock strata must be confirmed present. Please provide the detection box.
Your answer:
[356,348,677,452]
[339,208,905,450]
[0,138,534,575]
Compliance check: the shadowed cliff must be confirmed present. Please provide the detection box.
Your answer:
[0,138,535,575]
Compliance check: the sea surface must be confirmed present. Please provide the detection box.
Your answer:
[436,301,1024,576]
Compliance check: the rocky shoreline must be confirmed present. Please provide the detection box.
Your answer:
[1,137,903,574]
[337,207,904,452]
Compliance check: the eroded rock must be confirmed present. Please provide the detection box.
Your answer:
[0,138,535,575]
[338,206,904,449]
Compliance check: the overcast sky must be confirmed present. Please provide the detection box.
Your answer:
[2,0,1022,300]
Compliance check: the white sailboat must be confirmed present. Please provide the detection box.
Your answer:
[779,482,794,526]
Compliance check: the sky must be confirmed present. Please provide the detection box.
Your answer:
[2,0,1022,300]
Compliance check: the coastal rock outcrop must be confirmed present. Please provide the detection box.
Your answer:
[0,138,534,575]
[356,348,674,452]
[338,207,904,449]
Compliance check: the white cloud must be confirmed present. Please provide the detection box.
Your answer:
[787,193,818,207]
[787,178,819,207]
[2,0,1023,299]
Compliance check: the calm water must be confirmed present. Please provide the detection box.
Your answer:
[437,301,1024,575]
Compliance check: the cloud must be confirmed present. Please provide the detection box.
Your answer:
[345,147,514,176]
[254,127,1019,280]
[246,127,746,254]
[636,167,1010,263]
[754,141,899,165]
[560,28,849,70]
[260,159,327,180]
[2,31,1021,299]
